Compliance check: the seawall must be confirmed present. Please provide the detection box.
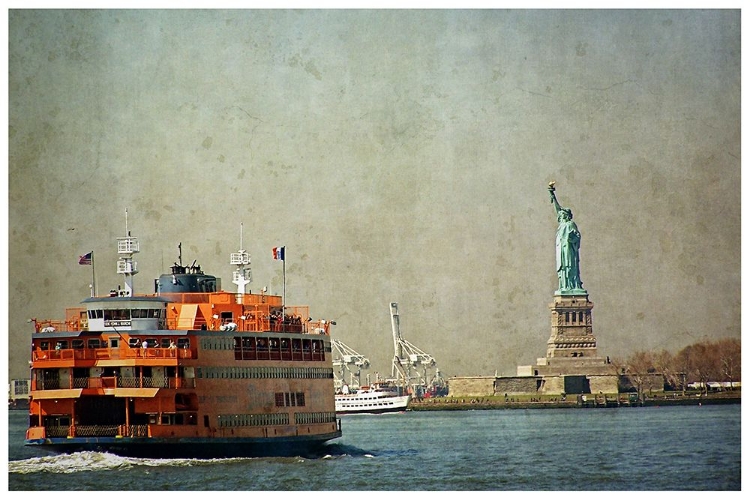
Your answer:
[408,391,741,411]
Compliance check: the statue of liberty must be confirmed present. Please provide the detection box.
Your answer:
[548,182,586,294]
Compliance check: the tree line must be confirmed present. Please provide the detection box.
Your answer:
[613,337,741,395]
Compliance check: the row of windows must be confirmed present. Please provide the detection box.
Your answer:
[295,412,336,425]
[216,412,336,428]
[87,309,164,320]
[217,413,290,428]
[339,401,398,408]
[234,336,325,352]
[40,337,188,350]
[275,392,306,407]
[201,337,236,350]
[127,337,190,349]
[560,311,589,324]
[196,366,334,380]
[201,336,330,352]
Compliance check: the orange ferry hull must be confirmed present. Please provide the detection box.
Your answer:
[24,227,343,459]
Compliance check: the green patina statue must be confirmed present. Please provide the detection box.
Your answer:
[548,182,586,295]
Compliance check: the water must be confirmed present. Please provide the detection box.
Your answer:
[6,405,741,490]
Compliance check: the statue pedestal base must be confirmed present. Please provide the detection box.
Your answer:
[546,293,597,360]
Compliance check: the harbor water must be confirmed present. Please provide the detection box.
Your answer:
[6,404,741,491]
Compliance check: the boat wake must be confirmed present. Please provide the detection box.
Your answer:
[7,451,258,475]
[318,443,376,458]
[9,446,378,474]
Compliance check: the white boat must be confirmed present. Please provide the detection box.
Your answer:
[335,384,411,415]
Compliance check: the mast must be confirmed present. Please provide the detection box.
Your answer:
[116,209,139,296]
[230,223,252,300]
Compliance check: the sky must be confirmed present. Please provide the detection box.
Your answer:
[4,8,741,382]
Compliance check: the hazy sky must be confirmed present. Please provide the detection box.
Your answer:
[6,9,741,381]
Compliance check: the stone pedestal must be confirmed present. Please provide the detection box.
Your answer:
[546,293,597,359]
[522,292,618,393]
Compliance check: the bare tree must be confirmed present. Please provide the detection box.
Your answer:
[623,350,656,403]
[652,349,679,390]
[715,338,741,390]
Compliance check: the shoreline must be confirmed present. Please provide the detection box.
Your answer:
[408,391,741,411]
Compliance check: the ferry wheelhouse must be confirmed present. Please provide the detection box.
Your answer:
[25,222,342,458]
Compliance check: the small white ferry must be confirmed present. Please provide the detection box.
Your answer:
[335,383,411,415]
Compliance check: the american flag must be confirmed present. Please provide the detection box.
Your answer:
[78,251,93,265]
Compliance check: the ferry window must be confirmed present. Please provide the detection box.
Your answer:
[87,339,101,349]
[133,309,153,319]
[55,340,69,349]
[145,338,158,348]
[71,340,84,349]
[104,309,130,321]
[161,338,172,348]
[109,338,119,348]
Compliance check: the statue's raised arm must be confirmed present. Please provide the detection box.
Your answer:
[548,181,562,213]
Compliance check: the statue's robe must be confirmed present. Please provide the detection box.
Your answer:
[556,218,582,290]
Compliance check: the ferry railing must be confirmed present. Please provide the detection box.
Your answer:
[72,425,119,437]
[66,376,194,389]
[120,424,149,438]
[44,425,70,438]
[36,376,196,391]
[32,346,195,362]
[37,376,61,391]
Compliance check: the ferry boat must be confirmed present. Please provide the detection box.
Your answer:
[335,383,411,415]
[24,220,342,458]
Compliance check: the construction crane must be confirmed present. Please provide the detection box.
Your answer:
[390,302,439,397]
[331,338,370,392]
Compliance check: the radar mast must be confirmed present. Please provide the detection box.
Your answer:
[116,209,139,296]
[230,223,252,299]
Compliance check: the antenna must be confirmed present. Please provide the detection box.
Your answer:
[231,222,252,297]
[116,209,139,296]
